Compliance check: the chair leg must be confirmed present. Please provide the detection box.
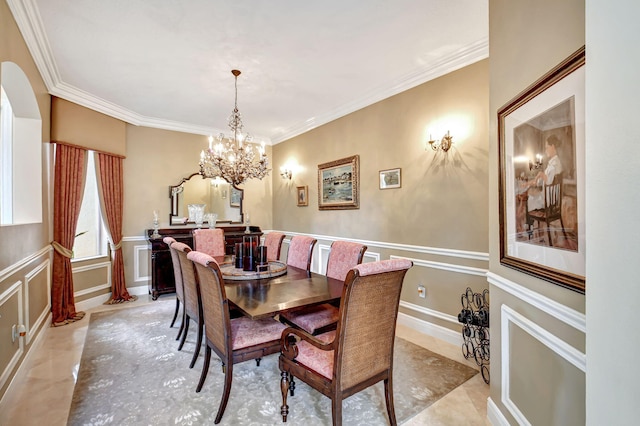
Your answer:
[178,316,190,351]
[384,376,398,426]
[196,345,212,393]
[546,221,554,247]
[280,371,290,422]
[170,298,180,328]
[190,317,203,368]
[176,309,185,341]
[214,363,233,424]
[289,376,295,397]
[331,397,342,426]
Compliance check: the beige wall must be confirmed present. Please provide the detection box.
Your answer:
[272,60,490,331]
[0,1,52,398]
[51,97,126,156]
[488,0,585,424]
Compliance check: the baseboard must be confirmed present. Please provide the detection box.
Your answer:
[75,285,150,312]
[397,311,462,347]
[487,397,510,425]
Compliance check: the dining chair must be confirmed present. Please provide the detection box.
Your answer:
[280,241,367,334]
[285,235,317,272]
[187,250,287,424]
[163,237,185,341]
[526,172,568,246]
[193,228,226,257]
[264,232,286,261]
[173,241,204,368]
[279,258,413,425]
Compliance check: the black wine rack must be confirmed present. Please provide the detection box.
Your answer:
[458,287,490,384]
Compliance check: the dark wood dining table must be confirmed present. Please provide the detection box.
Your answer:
[217,259,345,320]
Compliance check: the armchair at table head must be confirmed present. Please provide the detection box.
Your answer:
[173,241,204,369]
[163,237,185,340]
[187,250,286,424]
[193,228,226,257]
[286,235,317,272]
[280,240,367,335]
[279,258,413,425]
[264,232,286,262]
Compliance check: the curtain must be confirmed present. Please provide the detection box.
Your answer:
[51,144,87,326]
[96,152,135,304]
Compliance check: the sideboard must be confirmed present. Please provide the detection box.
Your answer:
[146,225,263,300]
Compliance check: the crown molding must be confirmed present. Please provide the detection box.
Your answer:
[269,37,489,144]
[9,0,487,146]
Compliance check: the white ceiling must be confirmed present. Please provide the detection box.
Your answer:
[8,0,488,144]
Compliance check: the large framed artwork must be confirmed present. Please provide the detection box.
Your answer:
[230,185,242,208]
[317,155,359,210]
[498,46,585,293]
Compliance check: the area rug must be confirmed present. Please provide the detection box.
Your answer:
[68,300,477,425]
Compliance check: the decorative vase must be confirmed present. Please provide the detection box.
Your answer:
[188,204,206,228]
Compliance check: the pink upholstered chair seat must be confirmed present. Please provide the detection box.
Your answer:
[281,240,366,334]
[294,330,336,379]
[230,316,287,350]
[280,304,339,334]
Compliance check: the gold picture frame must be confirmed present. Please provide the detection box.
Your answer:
[296,185,308,206]
[317,155,359,210]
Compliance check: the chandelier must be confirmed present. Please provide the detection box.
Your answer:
[199,69,270,186]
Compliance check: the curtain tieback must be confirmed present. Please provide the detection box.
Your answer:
[110,241,122,251]
[51,241,73,258]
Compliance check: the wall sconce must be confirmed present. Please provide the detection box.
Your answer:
[426,131,453,152]
[529,154,543,170]
[280,167,292,180]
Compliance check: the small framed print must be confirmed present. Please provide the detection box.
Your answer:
[379,168,401,189]
[296,185,309,206]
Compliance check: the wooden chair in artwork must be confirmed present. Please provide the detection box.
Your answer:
[264,232,286,261]
[526,172,568,246]
[193,228,226,256]
[279,258,413,425]
[285,235,317,272]
[280,241,367,335]
[164,237,185,341]
[187,250,287,424]
[173,242,204,368]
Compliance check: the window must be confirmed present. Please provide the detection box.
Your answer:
[0,86,13,223]
[0,61,42,226]
[73,152,108,259]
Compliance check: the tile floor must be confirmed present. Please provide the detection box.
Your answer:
[0,295,490,425]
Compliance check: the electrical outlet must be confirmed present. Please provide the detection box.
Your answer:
[417,284,426,298]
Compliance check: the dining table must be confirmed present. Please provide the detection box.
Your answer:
[214,257,345,320]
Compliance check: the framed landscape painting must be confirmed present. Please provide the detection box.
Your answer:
[317,155,359,210]
[498,46,585,293]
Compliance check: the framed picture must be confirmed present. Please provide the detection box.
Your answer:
[498,46,585,293]
[317,155,359,210]
[296,185,309,206]
[379,168,401,189]
[230,186,242,208]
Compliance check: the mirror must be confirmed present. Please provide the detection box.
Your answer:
[169,172,244,224]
